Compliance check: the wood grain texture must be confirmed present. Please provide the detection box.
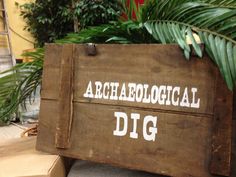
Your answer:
[56,45,74,149]
[41,44,216,115]
[38,100,212,177]
[37,44,233,177]
[43,44,74,149]
[233,90,236,120]
[210,72,233,176]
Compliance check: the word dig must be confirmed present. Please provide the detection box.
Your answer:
[113,112,158,142]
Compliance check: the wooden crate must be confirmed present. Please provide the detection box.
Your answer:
[36,44,233,177]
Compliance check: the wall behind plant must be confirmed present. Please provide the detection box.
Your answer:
[0,0,34,59]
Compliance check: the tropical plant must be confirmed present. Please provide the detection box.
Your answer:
[18,0,122,47]
[73,0,122,29]
[18,0,73,47]
[0,49,44,123]
[60,0,236,91]
[1,0,236,123]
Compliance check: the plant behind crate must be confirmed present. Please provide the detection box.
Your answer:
[17,0,122,47]
[1,0,236,123]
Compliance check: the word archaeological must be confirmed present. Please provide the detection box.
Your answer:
[83,81,201,109]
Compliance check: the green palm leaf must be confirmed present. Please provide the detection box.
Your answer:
[59,0,236,89]
[144,20,236,90]
[199,32,236,88]
[201,0,236,8]
[0,48,44,123]
[141,0,236,90]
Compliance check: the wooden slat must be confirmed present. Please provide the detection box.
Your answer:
[75,44,216,116]
[233,90,236,120]
[56,44,74,149]
[41,44,62,99]
[210,72,233,176]
[41,44,74,149]
[37,100,213,177]
[41,44,216,115]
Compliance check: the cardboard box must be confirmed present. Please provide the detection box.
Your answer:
[0,137,68,177]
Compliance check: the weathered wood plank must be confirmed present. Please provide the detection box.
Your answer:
[41,44,216,115]
[42,44,74,149]
[56,45,74,149]
[37,100,213,177]
[233,89,236,120]
[41,44,65,99]
[210,72,233,176]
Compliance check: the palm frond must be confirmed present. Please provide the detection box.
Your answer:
[59,0,236,90]
[145,21,201,58]
[145,20,236,90]
[57,21,154,44]
[139,0,236,90]
[201,0,236,8]
[0,48,44,123]
[199,31,236,89]
[157,1,236,40]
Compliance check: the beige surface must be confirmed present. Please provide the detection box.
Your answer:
[0,124,24,141]
[0,137,66,177]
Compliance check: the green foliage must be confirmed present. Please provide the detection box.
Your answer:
[73,0,122,29]
[60,0,236,90]
[19,0,122,47]
[57,21,154,44]
[1,0,236,123]
[201,0,236,8]
[0,49,44,123]
[140,0,236,90]
[19,0,73,47]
